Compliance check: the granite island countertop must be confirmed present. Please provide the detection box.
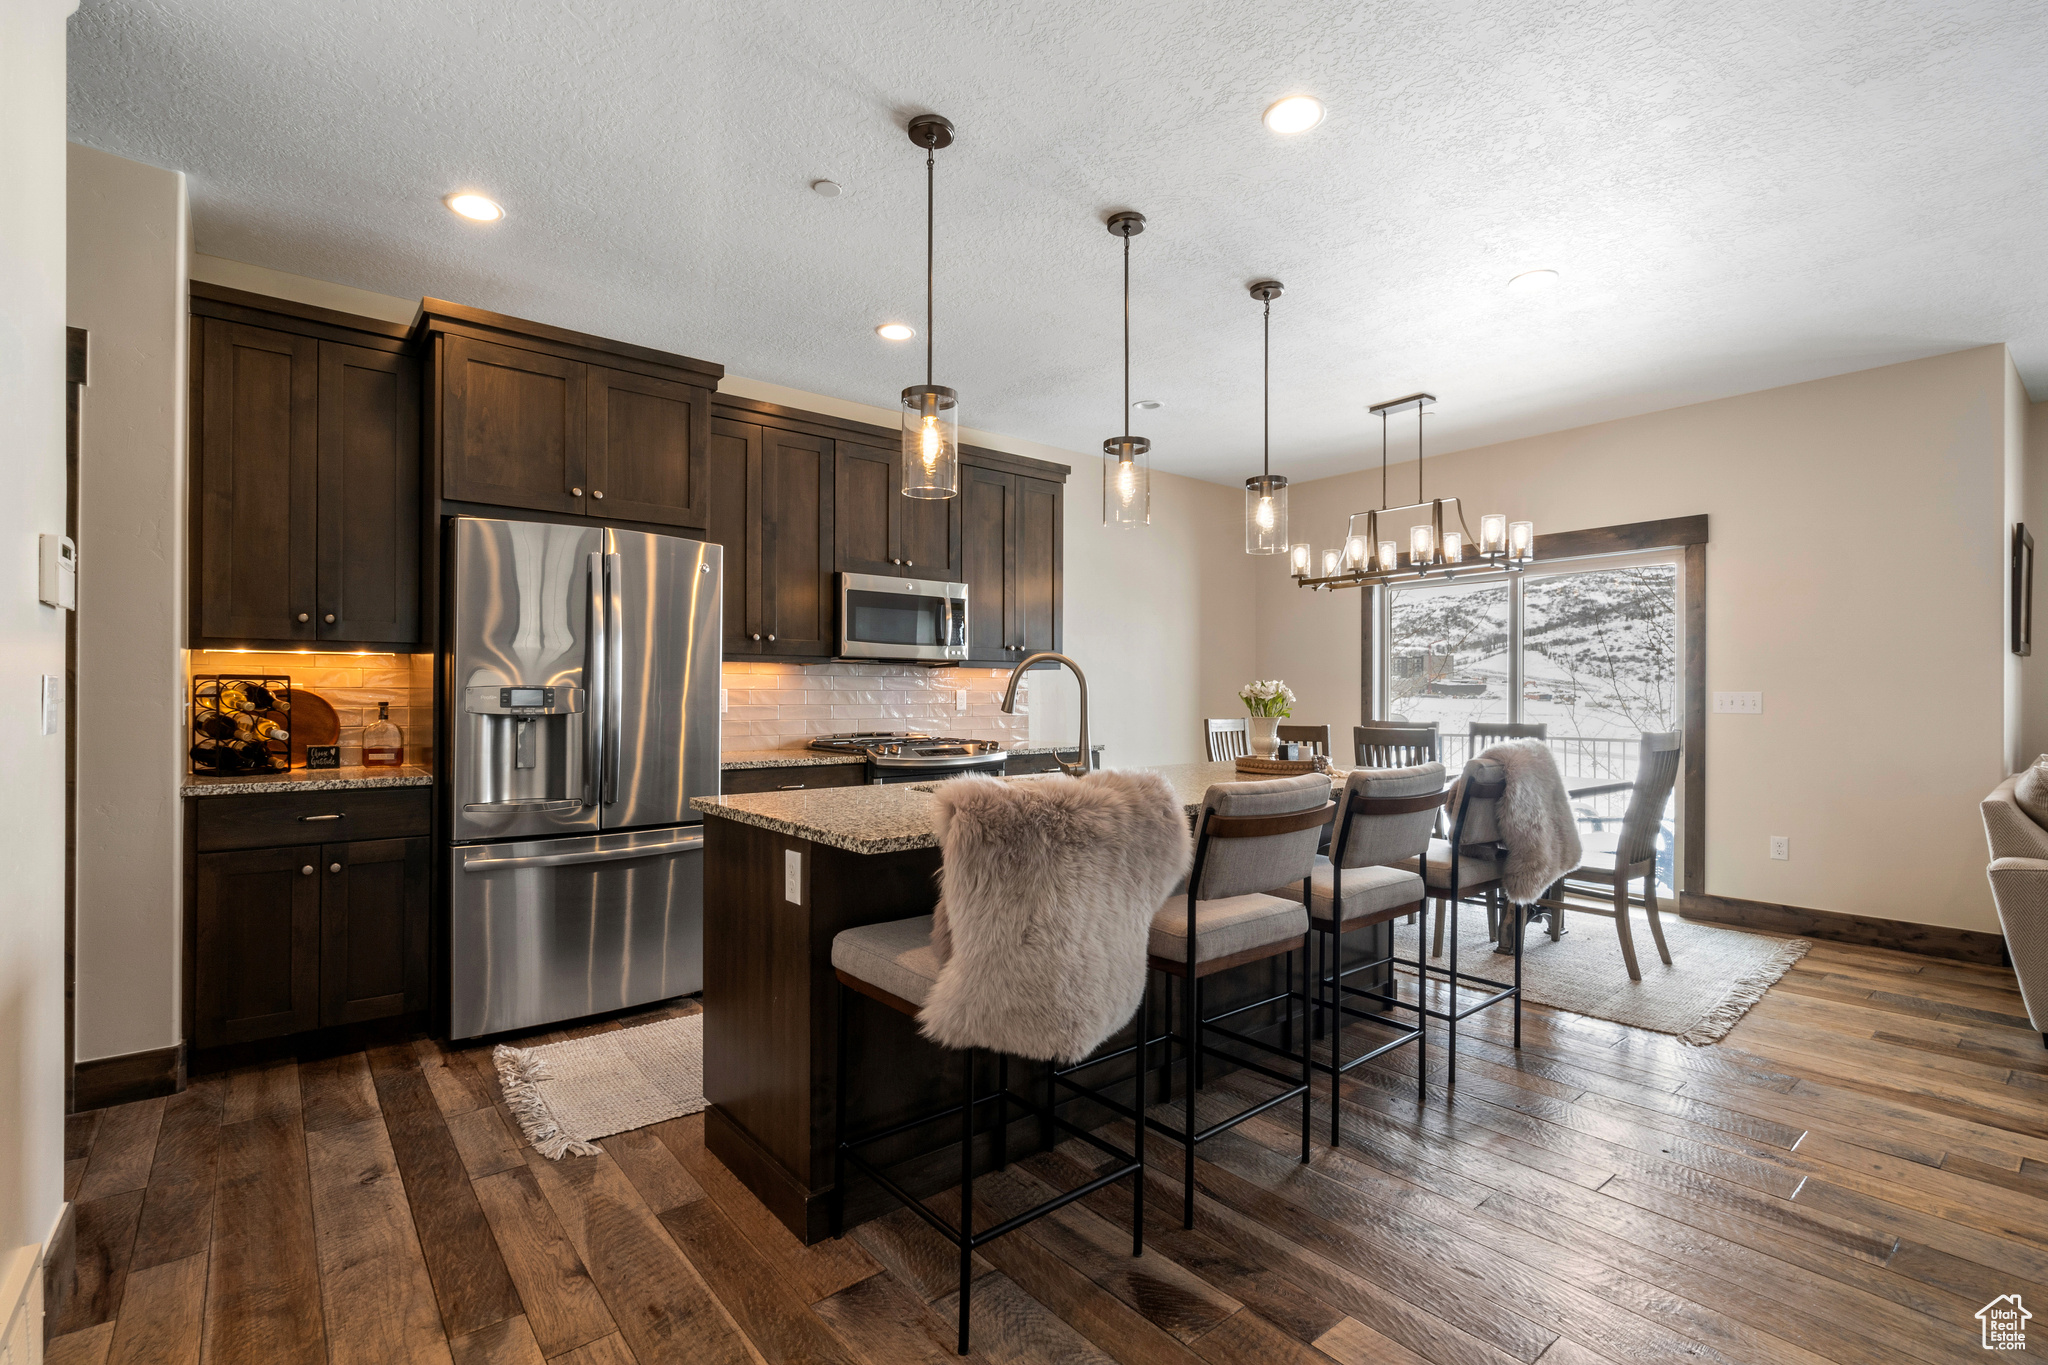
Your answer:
[691,759,1332,854]
[182,764,434,798]
[719,742,1107,771]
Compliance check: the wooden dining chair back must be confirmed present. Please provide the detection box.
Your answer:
[1537,731,1683,981]
[1206,718,1250,761]
[1353,722,1438,768]
[1471,721,1547,745]
[1276,724,1331,757]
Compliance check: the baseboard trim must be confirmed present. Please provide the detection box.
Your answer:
[40,1200,74,1350]
[72,1043,185,1113]
[1678,892,2008,966]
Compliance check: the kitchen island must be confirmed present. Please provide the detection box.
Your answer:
[691,761,1383,1243]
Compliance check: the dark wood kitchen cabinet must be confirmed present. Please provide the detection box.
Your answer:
[421,299,719,529]
[961,464,1062,665]
[834,438,962,581]
[190,285,420,649]
[186,787,431,1050]
[708,417,835,658]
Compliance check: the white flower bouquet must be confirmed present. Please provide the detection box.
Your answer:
[1238,679,1296,719]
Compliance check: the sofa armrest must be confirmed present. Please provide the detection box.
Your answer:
[1990,857,2048,874]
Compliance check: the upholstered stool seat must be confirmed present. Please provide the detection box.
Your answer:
[1298,858,1426,931]
[1149,894,1308,965]
[830,915,942,1007]
[1398,838,1502,893]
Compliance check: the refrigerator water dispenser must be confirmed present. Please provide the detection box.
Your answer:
[461,684,586,814]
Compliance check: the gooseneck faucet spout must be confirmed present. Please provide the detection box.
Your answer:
[1000,652,1090,778]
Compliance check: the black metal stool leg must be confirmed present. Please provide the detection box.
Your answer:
[996,1056,1008,1171]
[1282,950,1294,1053]
[1414,903,1428,1105]
[1133,975,1148,1258]
[832,979,850,1238]
[1182,966,1197,1229]
[958,1047,975,1356]
[1328,927,1343,1148]
[1447,895,1460,1087]
[1193,977,1206,1091]
[1298,930,1312,1163]
[1513,901,1525,1049]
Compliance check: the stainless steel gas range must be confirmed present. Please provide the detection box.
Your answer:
[808,731,1010,785]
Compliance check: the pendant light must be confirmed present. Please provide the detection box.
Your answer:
[1103,211,1150,528]
[1244,280,1289,554]
[901,113,959,499]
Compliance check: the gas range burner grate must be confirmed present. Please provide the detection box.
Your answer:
[809,731,1008,760]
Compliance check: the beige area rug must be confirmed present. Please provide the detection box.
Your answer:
[1391,905,1810,1045]
[495,1014,705,1158]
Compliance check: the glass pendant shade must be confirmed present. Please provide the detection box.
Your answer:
[1321,548,1340,578]
[1480,513,1507,554]
[1379,540,1399,571]
[1244,475,1289,555]
[1442,531,1463,564]
[1410,524,1435,566]
[1508,519,1535,559]
[901,385,959,498]
[1103,437,1150,528]
[1344,535,1368,571]
[1289,543,1312,578]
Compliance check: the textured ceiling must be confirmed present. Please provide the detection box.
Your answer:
[68,0,2048,485]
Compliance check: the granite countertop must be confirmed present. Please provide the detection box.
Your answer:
[719,742,1107,771]
[691,759,1331,855]
[182,764,434,798]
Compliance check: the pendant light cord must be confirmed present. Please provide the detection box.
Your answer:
[1418,406,1425,504]
[1380,411,1388,509]
[1261,298,1271,479]
[925,150,935,387]
[1122,232,1131,442]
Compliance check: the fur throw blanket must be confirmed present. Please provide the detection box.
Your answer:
[919,770,1191,1064]
[1445,739,1582,904]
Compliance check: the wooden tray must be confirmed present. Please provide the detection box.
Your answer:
[288,690,341,767]
[1235,755,1322,776]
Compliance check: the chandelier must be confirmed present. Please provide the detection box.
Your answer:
[1291,393,1532,589]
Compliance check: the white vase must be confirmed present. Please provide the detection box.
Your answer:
[1247,715,1281,758]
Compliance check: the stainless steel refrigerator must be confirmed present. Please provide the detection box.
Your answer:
[446,515,720,1039]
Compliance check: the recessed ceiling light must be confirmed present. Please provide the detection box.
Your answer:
[875,322,916,341]
[811,179,843,198]
[444,193,504,222]
[1508,268,1559,292]
[1132,399,1163,411]
[1262,96,1325,134]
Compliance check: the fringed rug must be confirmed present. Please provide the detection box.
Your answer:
[494,1013,705,1158]
[1392,907,1810,1044]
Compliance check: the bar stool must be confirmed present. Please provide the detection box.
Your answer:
[1065,774,1331,1229]
[828,771,1189,1355]
[1397,756,1526,1078]
[1294,763,1444,1142]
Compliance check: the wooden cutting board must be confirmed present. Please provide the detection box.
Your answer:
[288,690,341,767]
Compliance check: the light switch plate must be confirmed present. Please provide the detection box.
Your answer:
[40,675,62,736]
[1713,691,1763,714]
[784,849,801,904]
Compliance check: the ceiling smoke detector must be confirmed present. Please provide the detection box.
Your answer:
[811,179,843,197]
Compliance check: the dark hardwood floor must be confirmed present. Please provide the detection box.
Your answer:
[47,937,2046,1365]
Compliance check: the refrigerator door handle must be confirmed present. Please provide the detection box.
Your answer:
[584,549,605,808]
[460,832,705,873]
[462,799,584,814]
[604,549,624,806]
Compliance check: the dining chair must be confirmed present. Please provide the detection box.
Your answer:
[1471,721,1547,744]
[1533,731,1682,981]
[1206,718,1250,761]
[1354,722,1438,768]
[1276,724,1331,758]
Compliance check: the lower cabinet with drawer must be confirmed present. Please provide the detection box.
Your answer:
[189,789,431,1048]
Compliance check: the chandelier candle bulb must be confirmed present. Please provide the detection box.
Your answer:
[1480,514,1507,555]
[1442,530,1463,564]
[1321,548,1340,578]
[1379,540,1399,572]
[1509,520,1535,560]
[1411,524,1435,567]
[1345,535,1368,571]
[1289,543,1311,578]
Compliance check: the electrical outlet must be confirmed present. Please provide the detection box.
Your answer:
[1770,836,1790,861]
[784,849,802,904]
[1714,691,1763,714]
[955,688,967,713]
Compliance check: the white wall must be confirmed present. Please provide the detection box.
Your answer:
[2007,356,2029,776]
[68,144,189,1063]
[1260,346,2013,933]
[0,0,77,1333]
[2026,396,2048,764]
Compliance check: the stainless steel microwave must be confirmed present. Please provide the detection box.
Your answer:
[838,572,968,662]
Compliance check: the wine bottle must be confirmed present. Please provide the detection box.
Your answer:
[195,709,239,741]
[218,682,256,713]
[362,701,404,767]
[242,682,288,714]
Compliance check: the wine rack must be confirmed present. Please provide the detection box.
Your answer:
[190,674,294,775]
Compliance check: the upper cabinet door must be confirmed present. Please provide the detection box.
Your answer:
[198,319,320,644]
[706,418,760,651]
[961,466,1014,664]
[1014,475,1062,657]
[832,440,899,577]
[440,335,586,514]
[586,365,710,528]
[316,342,420,644]
[759,429,835,657]
[897,476,963,581]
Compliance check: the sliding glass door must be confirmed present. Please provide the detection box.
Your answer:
[1378,552,1683,892]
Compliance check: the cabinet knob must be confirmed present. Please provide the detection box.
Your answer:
[571,487,584,497]
[323,614,336,624]
[592,490,604,500]
[329,862,341,874]
[905,561,914,567]
[300,865,314,876]
[751,633,762,641]
[891,558,901,565]
[296,612,310,623]
[766,633,776,642]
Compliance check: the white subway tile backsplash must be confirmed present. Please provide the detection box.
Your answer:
[717,660,1028,751]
